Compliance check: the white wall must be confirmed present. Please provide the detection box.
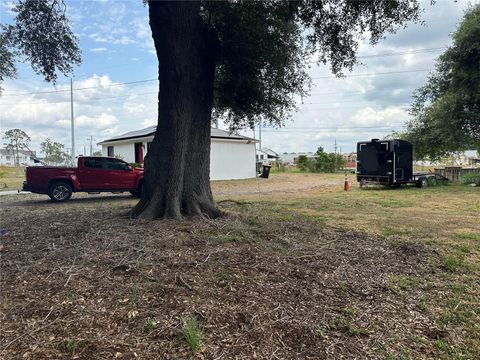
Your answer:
[210,139,256,180]
[101,138,152,163]
[101,137,256,180]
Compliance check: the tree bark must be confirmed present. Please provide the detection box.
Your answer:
[132,1,220,220]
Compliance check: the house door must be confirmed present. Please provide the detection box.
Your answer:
[134,142,144,164]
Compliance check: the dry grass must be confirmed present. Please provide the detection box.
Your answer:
[0,166,24,191]
[1,172,479,359]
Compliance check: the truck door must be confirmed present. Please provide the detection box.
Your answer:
[80,157,106,190]
[104,158,137,189]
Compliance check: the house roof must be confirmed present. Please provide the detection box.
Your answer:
[259,147,279,157]
[98,126,256,144]
[0,148,36,156]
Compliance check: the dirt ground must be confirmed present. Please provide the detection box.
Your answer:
[1,173,478,359]
[0,172,343,207]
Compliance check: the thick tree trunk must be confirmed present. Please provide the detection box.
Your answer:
[132,1,220,220]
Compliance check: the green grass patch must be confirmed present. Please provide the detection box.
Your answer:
[386,275,420,291]
[142,318,156,333]
[457,232,480,241]
[182,317,203,353]
[64,340,79,356]
[443,255,466,273]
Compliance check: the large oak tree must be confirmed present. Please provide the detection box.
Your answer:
[1,0,422,219]
[403,4,480,160]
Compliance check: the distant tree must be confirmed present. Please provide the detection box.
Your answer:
[404,5,480,160]
[3,128,31,166]
[296,155,310,172]
[40,138,69,165]
[314,147,345,173]
[296,147,345,173]
[92,150,103,156]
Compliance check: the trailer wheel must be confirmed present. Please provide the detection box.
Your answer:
[416,177,427,188]
[427,177,437,186]
[48,182,72,202]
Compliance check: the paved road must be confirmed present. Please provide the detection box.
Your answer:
[0,190,30,196]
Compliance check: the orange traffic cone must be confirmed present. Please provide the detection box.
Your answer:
[344,173,350,192]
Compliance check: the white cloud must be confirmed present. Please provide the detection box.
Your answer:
[141,119,156,127]
[90,47,108,53]
[1,1,15,14]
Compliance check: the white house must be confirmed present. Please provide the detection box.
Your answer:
[98,126,257,180]
[0,149,37,167]
[256,147,279,165]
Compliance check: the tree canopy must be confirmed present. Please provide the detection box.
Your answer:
[403,4,480,160]
[0,0,81,87]
[208,0,420,129]
[40,138,69,165]
[3,128,31,166]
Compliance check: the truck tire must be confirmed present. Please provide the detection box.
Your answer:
[416,177,427,188]
[48,182,72,202]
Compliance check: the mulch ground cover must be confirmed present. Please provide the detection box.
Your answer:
[1,201,443,359]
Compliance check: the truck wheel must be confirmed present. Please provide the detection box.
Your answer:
[416,177,427,188]
[48,182,72,202]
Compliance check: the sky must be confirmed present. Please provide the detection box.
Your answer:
[0,0,477,156]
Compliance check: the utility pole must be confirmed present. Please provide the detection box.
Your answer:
[259,119,262,150]
[70,78,75,163]
[253,125,258,176]
[334,139,338,172]
[88,135,93,155]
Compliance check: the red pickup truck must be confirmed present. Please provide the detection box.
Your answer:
[22,156,144,202]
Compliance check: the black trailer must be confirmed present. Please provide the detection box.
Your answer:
[356,139,438,188]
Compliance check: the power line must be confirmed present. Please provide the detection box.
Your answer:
[357,47,445,59]
[311,68,430,79]
[0,91,158,106]
[307,47,446,64]
[263,125,405,134]
[1,78,158,97]
[1,68,432,98]
[295,105,408,111]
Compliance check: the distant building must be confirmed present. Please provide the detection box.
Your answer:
[256,147,279,164]
[279,152,315,165]
[0,149,37,167]
[467,156,480,167]
[342,152,357,170]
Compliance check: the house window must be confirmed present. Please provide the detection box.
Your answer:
[107,146,114,157]
[6,156,10,161]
